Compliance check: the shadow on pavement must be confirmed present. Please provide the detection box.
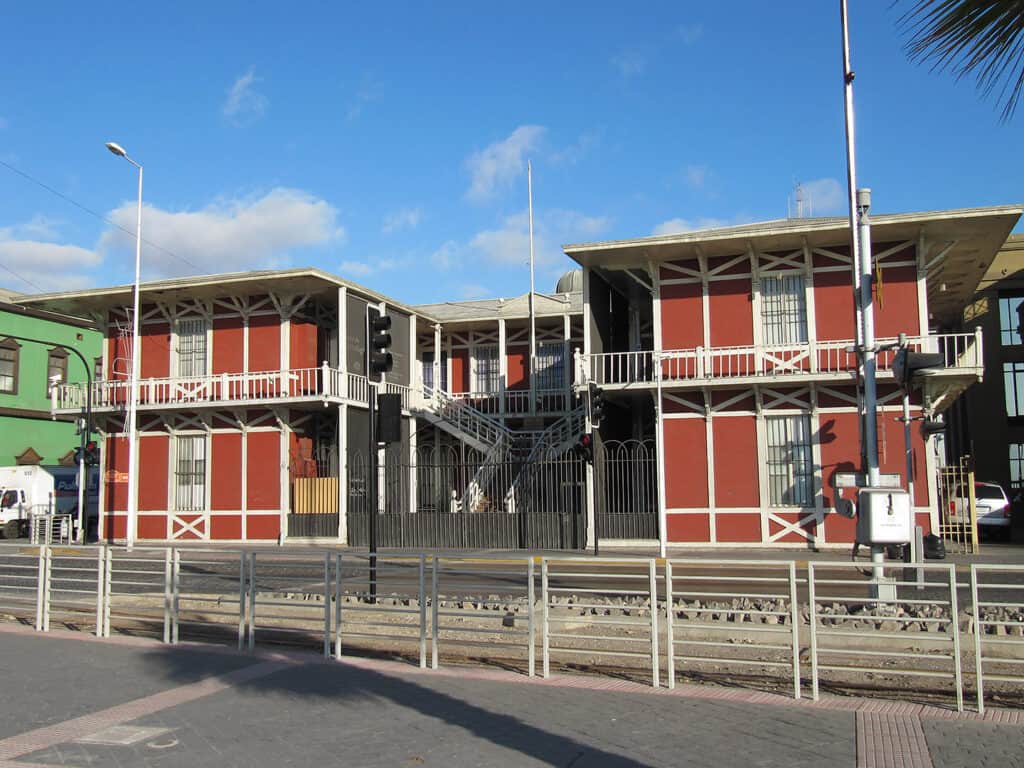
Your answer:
[144,646,653,767]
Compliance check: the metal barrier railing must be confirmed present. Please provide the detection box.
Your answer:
[105,547,171,641]
[541,557,660,687]
[172,549,246,648]
[247,551,332,656]
[970,564,1024,715]
[334,553,428,667]
[47,547,104,636]
[808,561,963,711]
[665,559,800,698]
[431,556,535,675]
[0,544,45,630]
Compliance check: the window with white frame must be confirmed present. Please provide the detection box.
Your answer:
[760,275,808,345]
[472,345,500,394]
[174,434,206,511]
[1005,362,1024,417]
[765,414,814,506]
[421,351,449,392]
[0,338,20,394]
[1010,443,1024,490]
[999,297,1024,346]
[46,348,68,395]
[535,341,565,391]
[176,318,207,377]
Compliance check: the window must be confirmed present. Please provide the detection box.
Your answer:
[0,338,19,394]
[46,348,68,395]
[472,345,500,394]
[94,356,103,383]
[1005,362,1024,417]
[422,351,449,392]
[761,275,808,345]
[1010,444,1024,490]
[536,341,566,391]
[176,319,207,377]
[765,414,814,506]
[999,297,1024,346]
[174,435,206,511]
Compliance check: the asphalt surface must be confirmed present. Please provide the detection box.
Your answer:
[1,625,1022,768]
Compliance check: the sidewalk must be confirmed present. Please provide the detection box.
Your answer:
[0,624,1021,767]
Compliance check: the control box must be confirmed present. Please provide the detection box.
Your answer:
[856,488,912,544]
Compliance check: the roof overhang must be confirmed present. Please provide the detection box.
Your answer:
[564,205,1023,327]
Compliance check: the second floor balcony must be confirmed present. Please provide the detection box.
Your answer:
[578,331,983,399]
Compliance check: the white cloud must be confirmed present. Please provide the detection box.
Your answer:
[338,261,373,277]
[223,69,268,124]
[0,218,101,291]
[799,178,845,215]
[469,209,611,267]
[651,217,729,236]
[465,125,546,203]
[430,240,459,270]
[611,50,646,77]
[686,165,707,189]
[382,207,423,234]
[99,188,343,277]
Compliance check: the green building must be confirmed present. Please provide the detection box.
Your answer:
[0,288,102,467]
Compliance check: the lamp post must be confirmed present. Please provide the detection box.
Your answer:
[105,141,143,550]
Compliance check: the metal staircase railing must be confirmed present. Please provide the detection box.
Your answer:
[503,403,587,514]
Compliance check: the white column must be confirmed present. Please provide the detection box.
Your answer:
[916,233,930,336]
[810,385,825,546]
[498,318,507,415]
[433,324,442,392]
[749,246,763,373]
[338,403,348,544]
[754,387,770,543]
[240,421,248,541]
[803,240,818,372]
[278,414,290,545]
[704,389,716,543]
[651,261,668,556]
[337,287,348,374]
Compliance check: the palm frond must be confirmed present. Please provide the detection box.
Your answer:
[897,0,1024,120]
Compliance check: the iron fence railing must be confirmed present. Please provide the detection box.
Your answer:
[970,564,1024,715]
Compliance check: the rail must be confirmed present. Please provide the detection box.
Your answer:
[970,564,1024,715]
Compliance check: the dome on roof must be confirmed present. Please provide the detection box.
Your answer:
[555,269,582,294]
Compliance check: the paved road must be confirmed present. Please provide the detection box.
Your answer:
[0,625,1022,767]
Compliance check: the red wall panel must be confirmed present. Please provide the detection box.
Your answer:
[211,515,243,540]
[713,416,759,507]
[289,320,318,370]
[104,436,129,513]
[247,431,280,510]
[246,514,280,539]
[813,270,856,342]
[660,283,703,350]
[507,348,528,389]
[709,279,753,346]
[666,513,710,542]
[663,417,708,508]
[213,317,244,374]
[137,516,167,540]
[212,433,243,510]
[451,349,469,393]
[140,323,171,379]
[138,435,168,511]
[877,412,930,507]
[716,513,762,542]
[818,411,860,509]
[248,314,281,372]
[873,266,920,338]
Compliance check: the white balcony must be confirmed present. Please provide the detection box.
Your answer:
[578,332,983,407]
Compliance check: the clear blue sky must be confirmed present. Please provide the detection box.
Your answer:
[1,2,1021,304]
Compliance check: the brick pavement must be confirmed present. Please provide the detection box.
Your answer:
[0,624,1020,767]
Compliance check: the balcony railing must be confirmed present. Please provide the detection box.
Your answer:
[449,388,571,416]
[580,331,983,388]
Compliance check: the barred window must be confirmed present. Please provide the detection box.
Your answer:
[46,348,68,395]
[999,297,1024,346]
[1010,444,1024,491]
[535,341,565,391]
[761,275,808,345]
[1004,362,1024,417]
[422,351,449,392]
[176,318,207,377]
[0,338,19,394]
[765,414,814,506]
[174,435,206,511]
[472,345,500,394]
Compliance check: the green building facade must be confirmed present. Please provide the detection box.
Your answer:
[0,291,102,467]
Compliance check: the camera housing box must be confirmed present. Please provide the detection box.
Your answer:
[856,488,912,544]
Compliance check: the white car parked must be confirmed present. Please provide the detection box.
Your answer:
[947,482,1011,532]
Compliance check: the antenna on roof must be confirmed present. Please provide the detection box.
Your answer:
[788,181,811,218]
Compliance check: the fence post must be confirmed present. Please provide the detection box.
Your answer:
[808,563,819,701]
[419,555,427,669]
[172,549,180,644]
[789,560,801,700]
[163,548,172,644]
[95,545,106,638]
[323,551,331,658]
[431,556,440,670]
[664,559,675,690]
[42,546,52,632]
[35,545,46,632]
[334,553,343,661]
[246,552,256,651]
[948,564,964,713]
[542,558,550,678]
[971,565,984,714]
[103,547,112,638]
[528,557,536,678]
[649,558,660,688]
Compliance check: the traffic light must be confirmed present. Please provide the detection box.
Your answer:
[892,348,945,391]
[73,447,83,465]
[368,308,393,378]
[573,432,594,464]
[84,440,99,466]
[589,382,606,426]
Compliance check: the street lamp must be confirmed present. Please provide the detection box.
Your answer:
[105,141,143,550]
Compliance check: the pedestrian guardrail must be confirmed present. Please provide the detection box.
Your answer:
[47,547,103,635]
[247,551,332,656]
[808,561,964,711]
[666,559,800,699]
[0,543,44,630]
[103,547,171,640]
[431,556,535,675]
[172,549,246,647]
[970,564,1024,715]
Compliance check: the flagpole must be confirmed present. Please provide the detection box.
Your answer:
[528,160,537,414]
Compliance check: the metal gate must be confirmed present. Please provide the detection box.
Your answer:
[937,455,978,554]
[595,439,658,540]
[346,444,586,549]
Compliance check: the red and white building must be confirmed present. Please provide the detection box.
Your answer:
[16,204,1022,549]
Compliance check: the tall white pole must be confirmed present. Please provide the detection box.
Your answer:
[126,161,143,550]
[528,160,537,413]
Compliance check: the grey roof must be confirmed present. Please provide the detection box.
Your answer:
[0,287,22,303]
[415,291,581,323]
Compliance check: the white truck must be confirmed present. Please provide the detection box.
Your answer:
[0,465,99,540]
